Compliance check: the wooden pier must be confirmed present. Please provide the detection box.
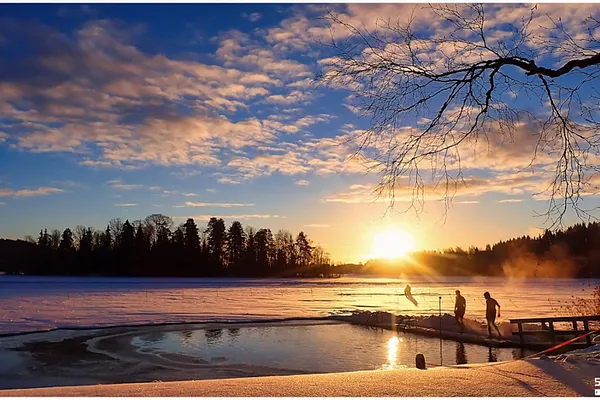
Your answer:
[333,311,600,350]
[510,315,600,346]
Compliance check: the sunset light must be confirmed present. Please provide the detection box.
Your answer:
[370,228,415,260]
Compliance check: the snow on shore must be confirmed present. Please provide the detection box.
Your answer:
[1,357,597,397]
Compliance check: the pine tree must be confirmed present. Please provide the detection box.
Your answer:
[59,228,74,251]
[206,217,226,273]
[183,218,200,250]
[227,221,245,272]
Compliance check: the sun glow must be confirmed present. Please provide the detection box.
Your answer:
[371,228,415,260]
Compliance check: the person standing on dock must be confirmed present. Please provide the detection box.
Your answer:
[484,292,501,338]
[454,290,466,333]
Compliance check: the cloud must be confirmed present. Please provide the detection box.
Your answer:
[0,19,314,171]
[0,14,371,186]
[455,200,480,204]
[0,187,64,198]
[0,202,6,205]
[295,114,333,128]
[51,180,83,188]
[324,174,544,204]
[107,179,144,191]
[3,3,587,198]
[216,175,243,185]
[226,152,310,179]
[295,179,310,186]
[206,188,217,193]
[497,199,524,203]
[266,90,312,105]
[170,170,202,179]
[184,202,255,207]
[242,12,262,22]
[288,78,314,89]
[183,193,198,197]
[57,4,95,18]
[189,214,285,220]
[304,224,330,228]
[115,203,138,207]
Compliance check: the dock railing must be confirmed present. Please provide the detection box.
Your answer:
[510,315,600,346]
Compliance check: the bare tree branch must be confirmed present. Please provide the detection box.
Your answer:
[318,3,600,228]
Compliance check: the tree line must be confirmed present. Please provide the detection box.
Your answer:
[345,222,600,278]
[3,219,600,278]
[0,214,332,277]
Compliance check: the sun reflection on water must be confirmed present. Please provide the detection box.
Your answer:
[384,336,402,369]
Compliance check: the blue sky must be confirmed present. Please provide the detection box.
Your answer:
[1,3,599,262]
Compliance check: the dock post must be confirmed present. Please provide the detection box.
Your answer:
[416,354,426,369]
[518,322,524,346]
[549,321,555,345]
[583,320,592,345]
[438,297,442,336]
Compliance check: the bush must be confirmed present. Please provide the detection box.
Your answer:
[559,285,600,316]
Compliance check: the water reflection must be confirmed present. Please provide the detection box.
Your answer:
[205,329,223,344]
[180,330,193,347]
[455,342,467,365]
[136,324,533,374]
[383,336,400,369]
[488,347,498,362]
[228,328,240,341]
[512,348,526,360]
[141,332,165,344]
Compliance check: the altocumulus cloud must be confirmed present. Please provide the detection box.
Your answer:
[0,4,592,189]
[189,214,285,221]
[0,187,64,197]
[184,202,255,207]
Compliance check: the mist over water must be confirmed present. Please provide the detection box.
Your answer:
[0,275,597,335]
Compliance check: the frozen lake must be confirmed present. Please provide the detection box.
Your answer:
[0,321,536,389]
[1,275,597,335]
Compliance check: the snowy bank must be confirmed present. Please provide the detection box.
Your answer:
[0,358,597,397]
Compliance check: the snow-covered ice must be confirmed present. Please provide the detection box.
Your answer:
[1,275,598,335]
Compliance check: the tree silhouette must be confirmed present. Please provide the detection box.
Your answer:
[295,231,313,267]
[10,214,600,277]
[184,218,200,250]
[206,217,227,274]
[254,228,273,274]
[321,4,600,227]
[243,226,257,276]
[227,221,246,274]
[59,228,74,252]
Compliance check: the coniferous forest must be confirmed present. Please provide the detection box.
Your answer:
[359,222,600,278]
[0,214,331,277]
[2,217,600,278]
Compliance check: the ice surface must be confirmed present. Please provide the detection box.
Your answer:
[1,275,597,335]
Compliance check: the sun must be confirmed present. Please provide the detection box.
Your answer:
[371,228,415,260]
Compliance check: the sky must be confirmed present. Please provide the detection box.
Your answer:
[0,2,599,263]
